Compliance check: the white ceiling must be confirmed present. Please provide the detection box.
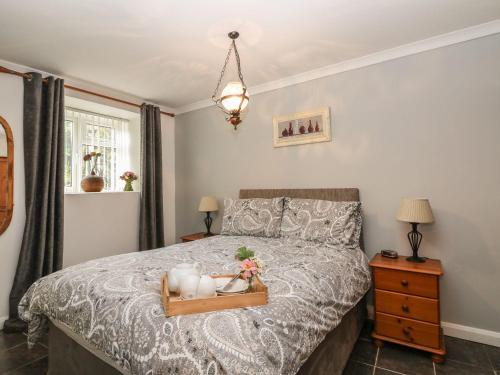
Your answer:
[0,0,499,109]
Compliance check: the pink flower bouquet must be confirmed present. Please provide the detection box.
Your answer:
[240,258,258,280]
[120,171,138,182]
[238,255,264,289]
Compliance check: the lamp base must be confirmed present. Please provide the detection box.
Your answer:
[406,222,426,263]
[204,212,213,237]
[406,255,426,263]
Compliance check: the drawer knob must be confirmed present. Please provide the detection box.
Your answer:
[402,304,410,313]
[401,279,409,287]
[402,327,411,336]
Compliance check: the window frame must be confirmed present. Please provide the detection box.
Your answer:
[64,107,132,193]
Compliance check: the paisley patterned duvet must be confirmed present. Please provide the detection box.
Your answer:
[19,235,371,375]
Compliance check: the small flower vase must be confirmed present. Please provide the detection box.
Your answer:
[247,276,254,292]
[124,180,134,192]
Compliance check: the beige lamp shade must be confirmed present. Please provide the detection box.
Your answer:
[198,196,218,212]
[397,198,434,224]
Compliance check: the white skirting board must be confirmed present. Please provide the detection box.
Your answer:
[442,322,500,348]
[367,305,500,347]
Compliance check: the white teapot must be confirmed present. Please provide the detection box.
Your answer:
[167,263,201,292]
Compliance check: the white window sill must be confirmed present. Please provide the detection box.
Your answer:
[64,191,140,195]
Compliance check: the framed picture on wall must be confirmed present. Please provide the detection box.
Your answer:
[272,107,331,147]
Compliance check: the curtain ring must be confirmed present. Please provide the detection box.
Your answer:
[25,73,33,82]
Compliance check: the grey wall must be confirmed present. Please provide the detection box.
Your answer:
[0,74,25,328]
[176,34,500,332]
[63,192,140,267]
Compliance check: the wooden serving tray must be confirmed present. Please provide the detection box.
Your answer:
[161,273,268,317]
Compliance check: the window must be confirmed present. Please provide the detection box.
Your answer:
[64,107,137,192]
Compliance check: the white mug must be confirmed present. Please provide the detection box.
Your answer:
[197,275,217,298]
[179,274,200,299]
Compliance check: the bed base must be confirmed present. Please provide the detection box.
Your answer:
[48,298,366,375]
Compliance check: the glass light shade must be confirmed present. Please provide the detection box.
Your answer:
[220,81,249,112]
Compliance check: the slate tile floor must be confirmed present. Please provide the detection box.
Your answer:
[345,321,500,375]
[0,331,47,374]
[0,321,499,374]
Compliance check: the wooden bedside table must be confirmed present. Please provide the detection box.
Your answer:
[369,253,446,363]
[180,232,217,243]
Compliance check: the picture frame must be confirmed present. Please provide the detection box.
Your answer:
[272,107,331,147]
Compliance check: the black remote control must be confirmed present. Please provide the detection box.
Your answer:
[381,250,398,258]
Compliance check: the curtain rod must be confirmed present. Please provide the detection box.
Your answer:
[0,65,175,118]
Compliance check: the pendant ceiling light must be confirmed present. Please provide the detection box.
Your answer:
[212,31,249,130]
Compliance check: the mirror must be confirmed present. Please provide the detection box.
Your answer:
[0,116,13,235]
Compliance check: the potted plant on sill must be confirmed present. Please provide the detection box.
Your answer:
[120,171,138,192]
[81,151,104,192]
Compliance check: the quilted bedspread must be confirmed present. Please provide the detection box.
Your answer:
[20,235,371,375]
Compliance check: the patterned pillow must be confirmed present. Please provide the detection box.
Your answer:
[221,197,285,238]
[280,198,362,247]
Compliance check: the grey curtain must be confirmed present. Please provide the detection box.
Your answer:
[4,73,65,332]
[139,104,165,250]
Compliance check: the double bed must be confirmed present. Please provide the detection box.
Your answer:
[20,188,371,374]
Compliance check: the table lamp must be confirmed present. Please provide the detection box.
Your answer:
[198,196,218,236]
[396,198,434,263]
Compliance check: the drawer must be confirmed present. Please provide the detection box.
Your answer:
[375,312,440,349]
[375,289,439,324]
[373,268,438,298]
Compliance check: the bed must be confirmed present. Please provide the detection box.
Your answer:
[20,188,371,375]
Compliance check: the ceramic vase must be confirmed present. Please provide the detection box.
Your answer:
[124,180,133,192]
[81,175,104,192]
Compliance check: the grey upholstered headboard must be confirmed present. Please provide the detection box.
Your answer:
[239,188,364,251]
[239,188,360,201]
